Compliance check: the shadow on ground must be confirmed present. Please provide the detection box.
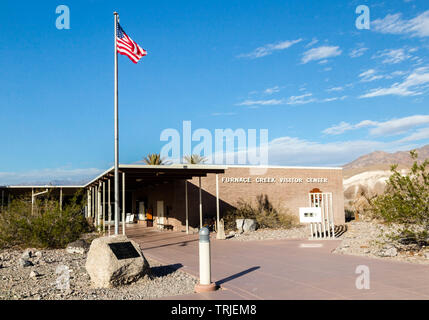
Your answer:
[150,263,184,278]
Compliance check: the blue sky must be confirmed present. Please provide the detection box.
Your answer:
[0,0,428,184]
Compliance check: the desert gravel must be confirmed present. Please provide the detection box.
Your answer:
[333,221,429,265]
[0,248,197,300]
[229,225,309,241]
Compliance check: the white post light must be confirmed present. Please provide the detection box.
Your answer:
[194,227,217,293]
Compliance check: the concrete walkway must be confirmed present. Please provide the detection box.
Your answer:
[126,225,429,300]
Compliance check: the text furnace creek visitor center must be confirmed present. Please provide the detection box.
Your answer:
[0,164,345,232]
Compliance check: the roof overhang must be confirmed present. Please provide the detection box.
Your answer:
[84,164,227,188]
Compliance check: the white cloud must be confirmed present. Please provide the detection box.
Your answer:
[238,39,302,59]
[236,92,347,107]
[372,10,429,38]
[399,127,429,142]
[267,136,388,166]
[301,46,342,64]
[305,38,319,48]
[370,115,429,136]
[373,48,412,64]
[321,96,347,103]
[360,67,429,98]
[0,167,103,186]
[264,86,281,94]
[359,69,384,82]
[323,115,429,136]
[326,86,344,92]
[349,47,368,58]
[286,93,316,105]
[236,99,285,106]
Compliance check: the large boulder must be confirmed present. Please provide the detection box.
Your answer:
[243,219,257,233]
[85,235,150,288]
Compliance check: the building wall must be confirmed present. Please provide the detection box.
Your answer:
[130,166,345,232]
[185,166,345,231]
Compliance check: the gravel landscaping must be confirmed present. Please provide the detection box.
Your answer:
[0,247,197,300]
[228,225,309,241]
[333,221,429,265]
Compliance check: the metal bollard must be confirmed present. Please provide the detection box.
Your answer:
[194,227,217,293]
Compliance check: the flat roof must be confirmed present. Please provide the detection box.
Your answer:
[1,163,342,189]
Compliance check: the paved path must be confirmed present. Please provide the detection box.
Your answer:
[126,225,429,300]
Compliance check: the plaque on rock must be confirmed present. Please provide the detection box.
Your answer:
[108,242,140,260]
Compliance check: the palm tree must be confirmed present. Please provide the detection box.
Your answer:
[142,153,167,165]
[183,154,207,164]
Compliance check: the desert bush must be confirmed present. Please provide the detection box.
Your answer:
[224,194,298,230]
[371,151,429,246]
[0,191,92,249]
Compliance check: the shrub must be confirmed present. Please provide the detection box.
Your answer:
[371,151,429,246]
[224,194,298,230]
[0,190,92,249]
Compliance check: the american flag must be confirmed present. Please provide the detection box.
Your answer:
[116,23,147,64]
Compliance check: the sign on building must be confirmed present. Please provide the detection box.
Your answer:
[299,207,322,223]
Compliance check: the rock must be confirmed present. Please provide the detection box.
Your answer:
[243,219,257,233]
[236,219,244,233]
[85,235,150,288]
[216,218,226,240]
[29,271,40,278]
[377,245,398,257]
[19,258,33,268]
[424,252,429,260]
[66,239,89,255]
[34,251,42,259]
[21,249,33,260]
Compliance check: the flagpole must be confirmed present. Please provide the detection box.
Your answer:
[114,12,120,236]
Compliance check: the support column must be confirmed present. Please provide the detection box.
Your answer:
[97,182,101,228]
[87,189,91,218]
[98,184,102,228]
[103,181,106,235]
[185,180,189,234]
[122,172,126,235]
[60,188,63,211]
[108,179,111,236]
[199,177,203,229]
[215,174,220,233]
[92,187,95,219]
[31,188,34,215]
